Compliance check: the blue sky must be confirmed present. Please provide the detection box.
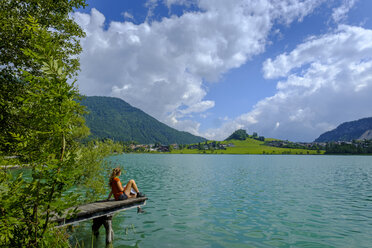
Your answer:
[74,0,372,141]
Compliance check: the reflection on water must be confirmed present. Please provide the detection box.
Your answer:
[71,154,372,247]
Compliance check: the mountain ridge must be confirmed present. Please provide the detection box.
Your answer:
[80,96,206,144]
[314,117,372,142]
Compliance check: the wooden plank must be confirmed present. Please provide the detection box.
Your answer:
[65,198,147,218]
[53,197,147,226]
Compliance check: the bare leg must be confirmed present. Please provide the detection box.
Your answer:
[124,179,139,198]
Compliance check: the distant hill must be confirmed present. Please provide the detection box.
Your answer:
[314,117,372,142]
[225,129,248,141]
[80,96,206,144]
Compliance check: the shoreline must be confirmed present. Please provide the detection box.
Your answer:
[113,151,372,156]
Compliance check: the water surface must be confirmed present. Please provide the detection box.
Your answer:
[72,154,372,247]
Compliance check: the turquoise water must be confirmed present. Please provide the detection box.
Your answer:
[72,154,372,247]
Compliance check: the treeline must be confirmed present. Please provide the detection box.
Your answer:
[225,129,265,141]
[110,141,205,153]
[113,140,228,153]
[264,140,323,151]
[187,141,228,151]
[325,140,372,154]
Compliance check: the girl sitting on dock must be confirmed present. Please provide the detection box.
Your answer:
[107,167,145,201]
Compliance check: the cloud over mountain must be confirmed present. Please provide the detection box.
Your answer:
[208,25,372,141]
[73,0,324,135]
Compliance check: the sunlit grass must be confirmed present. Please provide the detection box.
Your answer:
[170,138,324,155]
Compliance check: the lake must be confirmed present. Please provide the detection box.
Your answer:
[72,154,372,247]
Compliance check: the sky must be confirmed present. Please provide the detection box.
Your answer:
[73,0,372,142]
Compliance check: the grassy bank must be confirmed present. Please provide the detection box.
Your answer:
[170,138,324,155]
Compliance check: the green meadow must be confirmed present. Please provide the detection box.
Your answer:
[170,138,324,155]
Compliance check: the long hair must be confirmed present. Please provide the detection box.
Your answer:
[109,167,121,186]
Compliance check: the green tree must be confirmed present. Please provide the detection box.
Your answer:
[0,21,79,246]
[225,129,248,141]
[0,0,88,155]
[0,14,116,247]
[0,0,87,76]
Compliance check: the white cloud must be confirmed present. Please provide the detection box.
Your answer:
[163,0,195,8]
[269,0,325,25]
[332,0,357,23]
[207,25,372,141]
[145,0,159,21]
[167,118,201,135]
[122,12,134,20]
[179,100,215,115]
[73,1,324,137]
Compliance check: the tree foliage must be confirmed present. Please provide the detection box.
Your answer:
[0,20,88,246]
[0,0,87,77]
[0,0,88,154]
[225,129,249,141]
[325,140,372,154]
[0,1,121,246]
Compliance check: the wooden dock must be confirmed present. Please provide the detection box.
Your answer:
[53,197,148,244]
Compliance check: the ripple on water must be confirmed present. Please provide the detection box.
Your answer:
[71,154,372,247]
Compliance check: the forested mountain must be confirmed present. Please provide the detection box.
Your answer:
[80,96,206,144]
[314,117,372,142]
